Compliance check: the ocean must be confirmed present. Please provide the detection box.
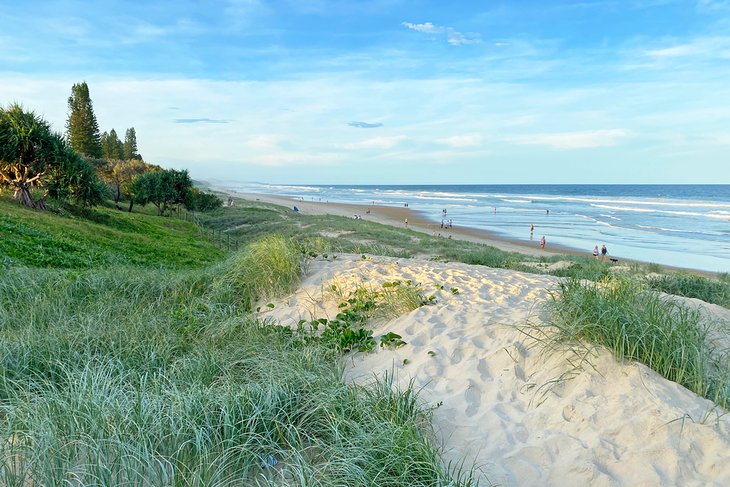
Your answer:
[232,183,730,273]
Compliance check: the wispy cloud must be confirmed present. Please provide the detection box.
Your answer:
[644,37,730,59]
[348,121,383,128]
[245,134,284,150]
[174,118,232,124]
[511,129,631,149]
[436,133,483,147]
[696,0,730,12]
[402,21,480,46]
[344,135,407,149]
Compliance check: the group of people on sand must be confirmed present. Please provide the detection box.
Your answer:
[529,223,547,250]
[593,244,609,259]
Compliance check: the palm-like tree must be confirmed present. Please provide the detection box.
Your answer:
[0,104,62,208]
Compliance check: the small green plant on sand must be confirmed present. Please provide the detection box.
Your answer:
[381,332,407,348]
[299,280,434,353]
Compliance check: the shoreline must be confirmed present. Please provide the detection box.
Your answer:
[232,191,579,258]
[225,190,716,276]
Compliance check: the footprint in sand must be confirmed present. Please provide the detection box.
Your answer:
[464,380,482,417]
[562,404,575,422]
[451,347,463,365]
[514,363,527,381]
[477,358,491,381]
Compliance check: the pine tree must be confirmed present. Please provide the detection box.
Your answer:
[123,127,140,160]
[101,128,123,160]
[66,82,103,158]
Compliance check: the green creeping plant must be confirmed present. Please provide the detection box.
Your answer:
[380,332,406,349]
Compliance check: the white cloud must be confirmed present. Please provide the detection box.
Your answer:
[447,30,480,46]
[402,21,443,34]
[402,21,480,46]
[344,135,408,150]
[245,134,285,150]
[646,44,697,58]
[644,37,730,59]
[511,129,631,149]
[436,133,483,147]
[251,152,340,166]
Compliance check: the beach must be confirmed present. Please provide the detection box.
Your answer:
[234,191,585,258]
[227,183,730,273]
[264,253,730,486]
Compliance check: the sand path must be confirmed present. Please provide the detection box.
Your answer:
[264,255,730,486]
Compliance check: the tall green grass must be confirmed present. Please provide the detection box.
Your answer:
[219,235,304,309]
[0,264,475,485]
[645,273,730,309]
[546,277,730,407]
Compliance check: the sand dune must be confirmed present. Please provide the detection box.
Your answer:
[264,255,730,486]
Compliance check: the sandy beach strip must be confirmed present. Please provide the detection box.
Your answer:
[232,191,582,258]
[264,254,730,486]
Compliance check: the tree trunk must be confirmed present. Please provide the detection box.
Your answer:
[128,198,134,213]
[13,185,45,209]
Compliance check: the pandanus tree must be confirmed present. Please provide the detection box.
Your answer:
[0,104,60,208]
[0,103,105,208]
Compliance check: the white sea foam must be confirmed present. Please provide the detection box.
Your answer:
[591,204,730,220]
[637,224,703,234]
[526,195,730,209]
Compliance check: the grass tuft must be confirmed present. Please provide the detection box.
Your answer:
[220,235,304,309]
[546,277,730,407]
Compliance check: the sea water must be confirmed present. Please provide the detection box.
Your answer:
[233,183,730,273]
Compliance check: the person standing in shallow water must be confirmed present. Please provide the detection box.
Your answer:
[540,235,546,249]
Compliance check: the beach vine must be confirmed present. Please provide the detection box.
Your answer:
[294,280,436,353]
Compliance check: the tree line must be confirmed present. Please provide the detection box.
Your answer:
[0,82,221,214]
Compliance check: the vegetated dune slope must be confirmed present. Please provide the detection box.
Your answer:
[265,255,730,487]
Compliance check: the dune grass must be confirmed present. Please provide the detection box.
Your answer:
[218,235,304,309]
[645,273,730,309]
[0,253,475,485]
[546,277,730,407]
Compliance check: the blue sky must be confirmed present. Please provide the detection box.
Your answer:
[1,0,729,184]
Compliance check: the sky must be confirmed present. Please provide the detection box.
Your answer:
[1,0,729,185]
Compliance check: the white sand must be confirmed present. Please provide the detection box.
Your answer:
[264,255,730,486]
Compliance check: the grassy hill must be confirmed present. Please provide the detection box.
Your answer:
[0,196,224,268]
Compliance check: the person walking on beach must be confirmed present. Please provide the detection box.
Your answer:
[601,244,608,260]
[404,218,408,227]
[530,224,534,239]
[592,245,599,258]
[540,235,546,249]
